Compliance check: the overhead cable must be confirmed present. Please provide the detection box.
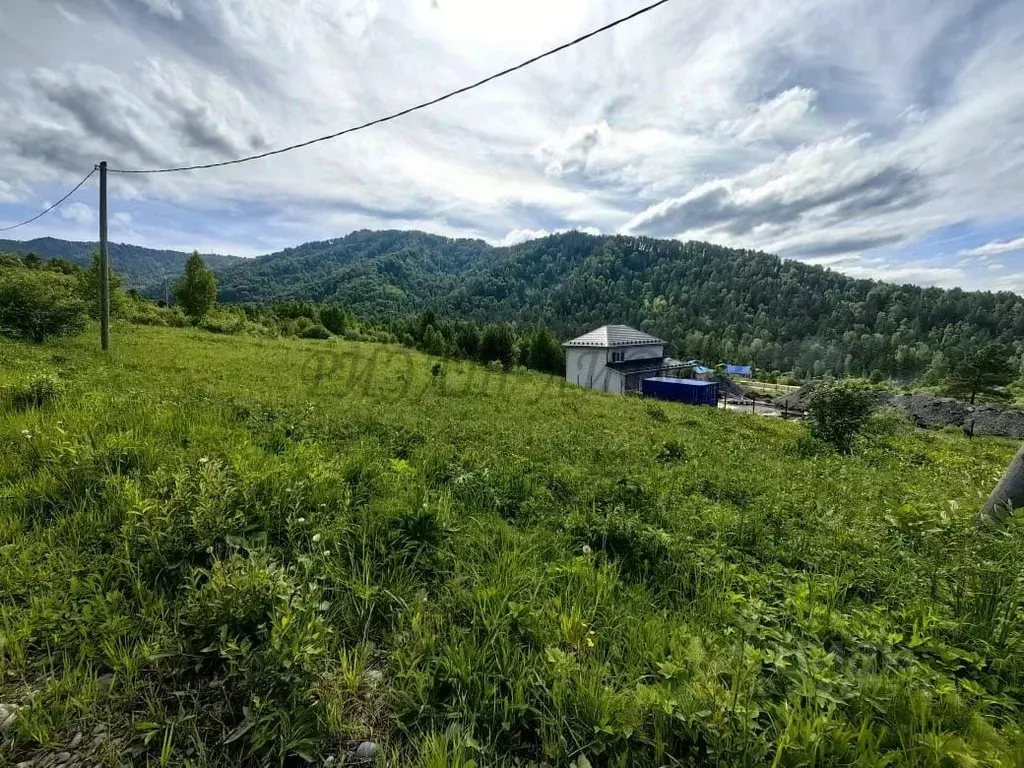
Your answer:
[0,167,98,232]
[107,0,674,175]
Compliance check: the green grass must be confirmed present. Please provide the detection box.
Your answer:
[1,324,1023,766]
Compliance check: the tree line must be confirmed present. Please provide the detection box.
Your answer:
[0,251,566,378]
[3,248,1019,401]
[200,230,1024,382]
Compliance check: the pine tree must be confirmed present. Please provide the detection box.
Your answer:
[945,343,1014,404]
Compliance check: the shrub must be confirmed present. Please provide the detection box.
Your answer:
[866,406,915,437]
[77,252,128,320]
[129,311,168,326]
[806,381,875,453]
[646,403,668,422]
[7,373,65,410]
[183,554,293,647]
[655,440,687,463]
[298,324,332,340]
[200,317,240,335]
[0,268,88,342]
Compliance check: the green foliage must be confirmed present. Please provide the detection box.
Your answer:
[5,373,65,410]
[0,265,88,342]
[655,439,687,463]
[205,229,1024,379]
[479,323,516,367]
[173,252,218,323]
[11,230,1024,382]
[298,324,332,340]
[806,381,877,453]
[1,326,1023,767]
[523,326,565,375]
[77,251,128,320]
[318,305,350,335]
[945,342,1015,404]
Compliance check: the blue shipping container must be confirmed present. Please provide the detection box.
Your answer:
[641,377,718,406]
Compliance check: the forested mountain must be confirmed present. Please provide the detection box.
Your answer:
[217,230,1024,379]
[0,237,243,289]
[12,229,1024,379]
[215,229,493,317]
[442,233,1024,379]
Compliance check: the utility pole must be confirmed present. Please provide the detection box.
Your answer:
[98,161,110,351]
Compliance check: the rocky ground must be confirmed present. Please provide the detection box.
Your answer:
[772,384,1024,439]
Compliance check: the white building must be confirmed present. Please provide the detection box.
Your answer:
[563,324,687,394]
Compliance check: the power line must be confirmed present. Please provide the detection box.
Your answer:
[0,167,98,232]
[108,0,674,175]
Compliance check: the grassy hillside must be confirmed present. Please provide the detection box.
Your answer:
[1,326,1023,766]
[0,238,244,290]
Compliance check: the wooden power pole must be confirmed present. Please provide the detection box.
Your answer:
[99,161,109,351]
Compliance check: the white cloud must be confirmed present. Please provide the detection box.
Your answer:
[0,0,1021,292]
[800,254,863,268]
[112,212,133,226]
[59,201,95,224]
[497,228,551,246]
[624,134,925,250]
[137,0,184,21]
[0,179,28,204]
[496,226,599,246]
[960,237,1024,257]
[55,4,84,25]
[718,87,817,142]
[838,262,965,287]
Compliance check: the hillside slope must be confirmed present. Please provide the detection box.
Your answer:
[11,229,1024,379]
[1,326,1022,766]
[444,233,1024,377]
[0,237,244,289]
[216,229,1024,379]
[215,229,493,320]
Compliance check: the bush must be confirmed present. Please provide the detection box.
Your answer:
[655,440,687,463]
[865,406,915,437]
[6,373,65,410]
[298,324,332,340]
[646,404,668,422]
[129,311,168,326]
[0,269,88,342]
[806,381,875,453]
[77,252,128,320]
[200,317,240,335]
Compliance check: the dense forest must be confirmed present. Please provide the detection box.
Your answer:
[215,230,493,315]
[443,233,1024,380]
[220,230,1024,380]
[6,229,1024,379]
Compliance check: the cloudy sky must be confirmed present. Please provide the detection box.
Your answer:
[1,0,1023,291]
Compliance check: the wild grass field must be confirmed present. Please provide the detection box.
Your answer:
[1,325,1023,767]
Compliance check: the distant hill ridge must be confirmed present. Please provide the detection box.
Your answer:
[0,237,244,289]
[5,229,1024,378]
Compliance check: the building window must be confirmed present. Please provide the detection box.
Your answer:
[611,350,624,363]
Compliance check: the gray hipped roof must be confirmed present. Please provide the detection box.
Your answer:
[563,324,665,348]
